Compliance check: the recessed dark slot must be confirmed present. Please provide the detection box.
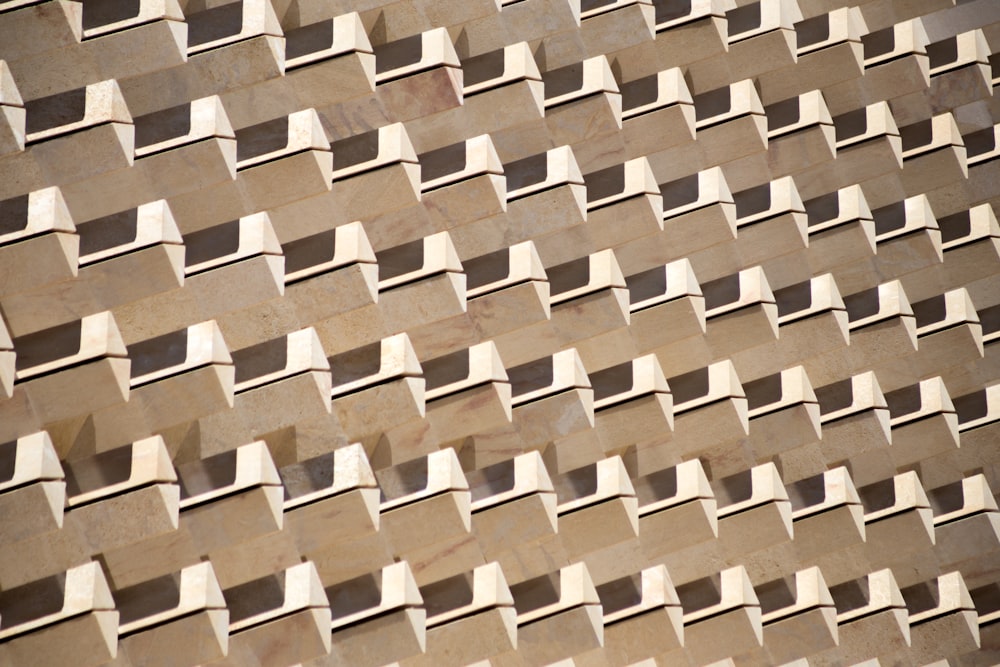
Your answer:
[694,86,733,121]
[910,293,947,328]
[669,366,710,404]
[862,26,896,61]
[953,389,988,424]
[25,87,87,135]
[233,336,289,384]
[464,247,513,291]
[466,458,517,503]
[765,97,801,130]
[804,190,841,226]
[734,182,773,219]
[634,465,678,506]
[584,163,626,203]
[422,348,472,392]
[727,2,762,36]
[115,573,182,626]
[676,573,723,611]
[596,573,643,615]
[184,220,242,267]
[176,448,239,500]
[552,463,597,503]
[858,477,897,513]
[815,377,855,415]
[547,256,591,296]
[971,583,1000,615]
[795,13,830,50]
[224,572,287,624]
[332,129,381,171]
[744,372,784,411]
[590,361,635,402]
[0,194,30,236]
[899,118,933,152]
[702,273,742,311]
[901,580,941,615]
[377,238,426,282]
[82,0,141,30]
[979,304,1000,336]
[285,19,334,61]
[14,319,83,371]
[419,141,469,183]
[236,116,290,162]
[505,152,550,191]
[283,230,336,275]
[462,47,507,88]
[926,37,958,69]
[756,576,797,614]
[660,173,700,210]
[833,107,869,143]
[774,280,813,317]
[329,341,383,387]
[712,468,754,505]
[127,328,190,379]
[842,286,881,322]
[375,34,424,74]
[135,103,193,150]
[543,62,586,99]
[327,572,382,620]
[786,472,827,511]
[420,571,475,617]
[187,3,244,48]
[963,126,997,159]
[279,452,335,501]
[0,573,68,629]
[78,209,140,256]
[653,0,693,24]
[621,73,660,111]
[582,0,618,11]
[884,383,923,418]
[510,572,561,614]
[937,209,971,244]
[871,201,907,235]
[829,577,871,613]
[508,357,555,397]
[926,479,965,515]
[376,456,429,502]
[0,440,17,485]
[626,266,668,305]
[64,443,135,497]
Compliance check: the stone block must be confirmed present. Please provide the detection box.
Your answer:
[113,562,228,667]
[0,562,118,667]
[468,451,563,585]
[678,566,763,665]
[323,561,426,666]
[377,448,482,584]
[0,432,64,545]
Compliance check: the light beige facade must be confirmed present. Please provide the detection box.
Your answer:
[1,0,999,664]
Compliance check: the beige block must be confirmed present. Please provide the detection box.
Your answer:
[507,563,603,667]
[324,562,426,666]
[789,467,867,586]
[637,459,718,563]
[0,563,118,667]
[679,566,763,665]
[114,562,229,667]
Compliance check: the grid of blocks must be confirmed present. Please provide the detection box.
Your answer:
[1,0,999,665]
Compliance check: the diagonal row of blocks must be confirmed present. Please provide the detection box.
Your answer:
[1,0,998,665]
[2,430,998,665]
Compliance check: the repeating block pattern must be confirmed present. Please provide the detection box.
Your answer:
[1,0,999,665]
